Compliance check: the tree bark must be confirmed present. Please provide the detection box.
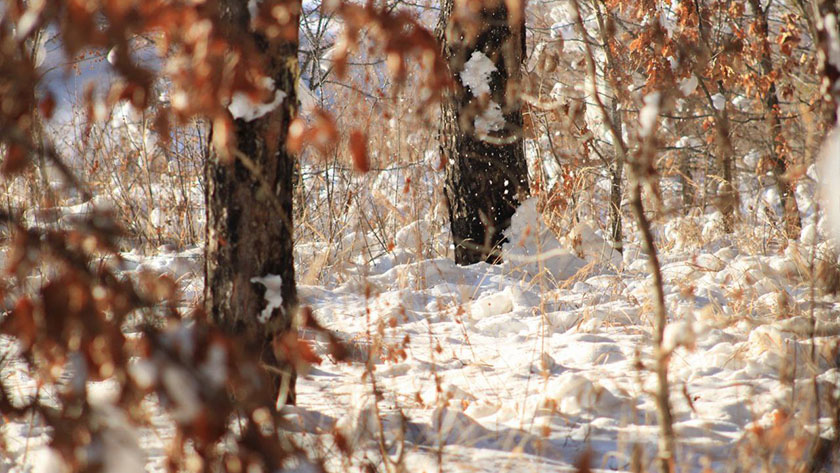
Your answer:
[436,0,529,265]
[693,3,737,233]
[608,101,624,253]
[696,76,737,233]
[749,0,801,239]
[205,0,300,405]
[592,1,625,254]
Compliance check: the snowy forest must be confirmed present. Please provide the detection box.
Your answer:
[1,0,840,471]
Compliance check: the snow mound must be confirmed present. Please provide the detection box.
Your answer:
[544,372,624,415]
[565,220,622,267]
[395,219,431,251]
[557,340,625,365]
[432,407,492,446]
[470,287,515,318]
[503,198,586,281]
[474,313,528,337]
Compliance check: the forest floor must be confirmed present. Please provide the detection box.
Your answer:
[285,199,840,472]
[2,194,840,473]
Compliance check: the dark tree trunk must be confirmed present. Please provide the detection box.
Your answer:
[436,0,529,265]
[205,0,300,405]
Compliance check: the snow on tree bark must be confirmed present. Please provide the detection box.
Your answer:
[205,0,300,405]
[437,0,529,265]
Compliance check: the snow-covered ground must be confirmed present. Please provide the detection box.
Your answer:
[286,200,840,472]
[3,191,840,472]
[3,152,840,473]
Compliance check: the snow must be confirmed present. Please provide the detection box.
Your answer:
[248,0,260,22]
[566,220,622,267]
[161,365,202,422]
[678,76,698,96]
[502,198,586,281]
[457,52,507,135]
[110,100,157,154]
[297,79,318,115]
[825,14,840,71]
[251,274,285,323]
[639,91,661,137]
[732,94,751,111]
[3,151,840,473]
[675,136,702,150]
[659,4,678,37]
[128,359,158,389]
[711,93,726,111]
[5,216,840,473]
[106,46,119,65]
[549,5,596,50]
[15,10,40,41]
[459,51,495,97]
[820,127,840,243]
[473,100,505,135]
[228,76,286,122]
[662,319,696,353]
[199,342,228,388]
[395,219,431,250]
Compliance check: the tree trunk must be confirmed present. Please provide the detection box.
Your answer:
[608,101,624,253]
[437,0,529,265]
[592,2,624,253]
[765,81,801,239]
[205,0,300,405]
[697,77,737,233]
[750,0,801,239]
[679,152,694,214]
[693,5,737,233]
